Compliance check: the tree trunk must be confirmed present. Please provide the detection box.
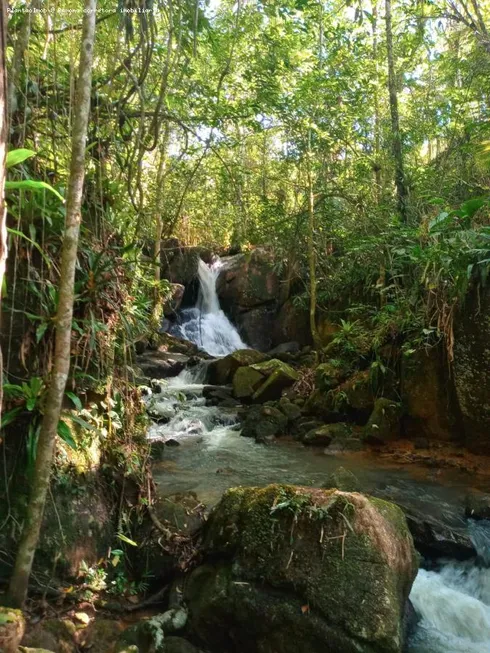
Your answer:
[372,0,382,202]
[306,135,321,350]
[0,0,7,417]
[153,127,170,322]
[385,0,409,222]
[8,0,97,608]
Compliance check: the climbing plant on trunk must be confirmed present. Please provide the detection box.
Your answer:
[0,0,7,417]
[8,0,97,608]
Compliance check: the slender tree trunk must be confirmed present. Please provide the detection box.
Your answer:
[8,0,97,608]
[372,0,382,202]
[0,0,7,417]
[306,135,321,350]
[153,127,170,321]
[385,0,408,222]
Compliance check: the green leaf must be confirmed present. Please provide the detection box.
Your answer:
[36,322,49,343]
[57,419,77,449]
[66,391,83,411]
[1,407,23,428]
[26,397,37,411]
[117,533,138,547]
[6,148,36,168]
[461,197,487,219]
[7,227,52,268]
[5,179,64,202]
[70,414,96,431]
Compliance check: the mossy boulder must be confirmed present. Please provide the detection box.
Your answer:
[250,359,299,402]
[21,619,77,653]
[0,607,25,653]
[207,349,268,385]
[232,366,264,399]
[185,485,418,653]
[241,404,288,442]
[363,398,403,445]
[303,422,353,446]
[401,347,458,442]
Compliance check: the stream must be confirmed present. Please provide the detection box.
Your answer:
[149,259,490,653]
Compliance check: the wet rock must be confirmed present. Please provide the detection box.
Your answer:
[324,466,361,492]
[216,249,280,310]
[232,366,264,400]
[401,347,459,443]
[363,398,403,445]
[278,397,302,422]
[303,422,352,446]
[268,341,300,356]
[149,332,202,357]
[207,349,268,385]
[453,284,490,453]
[161,242,213,285]
[395,504,475,560]
[0,607,25,653]
[272,300,312,349]
[116,614,166,652]
[465,491,490,520]
[250,359,299,402]
[164,283,185,317]
[78,619,124,653]
[238,304,278,351]
[203,386,234,406]
[137,351,187,380]
[241,405,288,442]
[325,437,364,454]
[186,484,418,653]
[165,637,201,653]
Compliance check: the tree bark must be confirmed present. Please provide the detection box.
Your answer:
[0,0,7,417]
[385,0,409,222]
[372,0,382,202]
[306,134,321,350]
[8,0,97,608]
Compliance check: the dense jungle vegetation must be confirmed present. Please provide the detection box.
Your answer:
[0,0,490,643]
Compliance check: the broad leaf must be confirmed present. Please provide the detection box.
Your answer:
[57,419,77,449]
[6,148,36,168]
[5,179,64,202]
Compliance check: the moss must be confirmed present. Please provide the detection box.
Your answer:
[0,606,25,653]
[232,366,265,399]
[195,484,418,653]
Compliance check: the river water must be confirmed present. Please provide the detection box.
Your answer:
[153,258,490,653]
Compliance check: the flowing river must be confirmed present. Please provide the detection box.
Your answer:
[152,258,490,653]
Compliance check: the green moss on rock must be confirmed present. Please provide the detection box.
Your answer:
[363,398,402,445]
[186,484,418,653]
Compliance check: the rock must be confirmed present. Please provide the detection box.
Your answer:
[0,607,25,653]
[18,648,57,653]
[363,398,403,445]
[268,341,300,356]
[161,243,212,285]
[156,609,188,633]
[186,485,418,653]
[232,366,265,400]
[216,250,282,350]
[137,351,187,380]
[272,300,312,348]
[325,437,364,454]
[397,504,475,560]
[116,613,166,653]
[303,422,352,446]
[164,283,185,317]
[278,397,302,422]
[207,349,268,385]
[401,347,459,442]
[240,405,288,442]
[340,370,375,417]
[21,619,77,653]
[453,285,490,453]
[165,637,201,653]
[465,491,490,520]
[78,619,124,653]
[149,332,202,357]
[250,359,299,402]
[324,467,361,492]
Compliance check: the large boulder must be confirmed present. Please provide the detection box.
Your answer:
[207,349,268,385]
[216,250,282,350]
[163,283,185,317]
[453,285,490,453]
[272,299,312,348]
[249,359,299,402]
[161,242,212,285]
[401,346,459,442]
[240,404,288,442]
[185,485,418,653]
[303,422,353,446]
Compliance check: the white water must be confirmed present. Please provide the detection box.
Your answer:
[409,522,490,652]
[170,258,248,357]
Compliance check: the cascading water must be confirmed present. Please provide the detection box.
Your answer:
[408,520,490,652]
[169,258,248,357]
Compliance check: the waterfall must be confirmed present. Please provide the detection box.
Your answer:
[169,258,248,357]
[408,520,490,652]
